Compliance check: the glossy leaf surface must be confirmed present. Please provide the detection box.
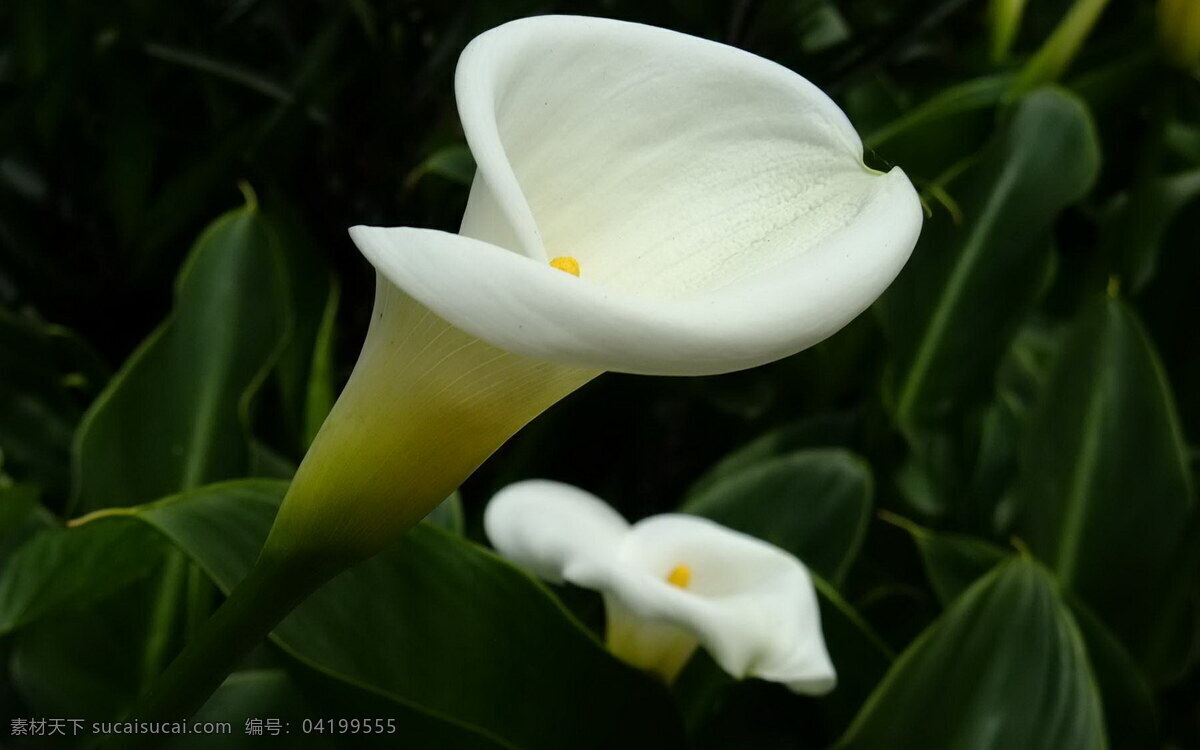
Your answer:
[880,88,1099,428]
[107,481,685,750]
[1016,296,1195,681]
[838,560,1107,750]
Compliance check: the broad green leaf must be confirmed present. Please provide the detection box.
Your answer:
[837,559,1107,750]
[11,577,162,721]
[285,659,508,750]
[99,480,684,750]
[1015,296,1196,681]
[880,511,1010,606]
[11,582,489,748]
[880,88,1099,429]
[71,200,289,513]
[0,520,164,635]
[174,668,419,750]
[685,414,857,498]
[680,449,871,586]
[178,670,318,750]
[0,483,50,563]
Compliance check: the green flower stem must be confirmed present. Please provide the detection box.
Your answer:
[101,551,340,750]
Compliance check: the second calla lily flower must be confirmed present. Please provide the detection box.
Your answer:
[267,15,922,564]
[485,480,837,693]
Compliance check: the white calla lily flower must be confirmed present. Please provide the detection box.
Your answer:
[485,480,837,695]
[353,15,920,376]
[267,15,920,565]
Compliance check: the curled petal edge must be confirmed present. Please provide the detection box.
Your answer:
[350,169,920,377]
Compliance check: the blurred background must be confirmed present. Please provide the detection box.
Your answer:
[1,0,1198,748]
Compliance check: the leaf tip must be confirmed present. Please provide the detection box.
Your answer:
[237,180,259,213]
[1105,275,1121,299]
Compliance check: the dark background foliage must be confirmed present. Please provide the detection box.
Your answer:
[1,0,1198,748]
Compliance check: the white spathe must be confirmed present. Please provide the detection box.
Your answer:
[351,14,922,377]
[267,15,921,564]
[485,480,837,695]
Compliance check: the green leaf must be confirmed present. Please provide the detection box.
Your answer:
[286,652,516,748]
[102,480,685,750]
[70,200,290,513]
[881,511,1011,606]
[1015,296,1196,681]
[837,559,1107,750]
[181,667,488,749]
[10,577,162,721]
[178,670,314,749]
[685,414,857,498]
[173,668,400,750]
[0,520,164,635]
[0,483,51,564]
[284,659,509,750]
[880,88,1099,429]
[681,449,871,586]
